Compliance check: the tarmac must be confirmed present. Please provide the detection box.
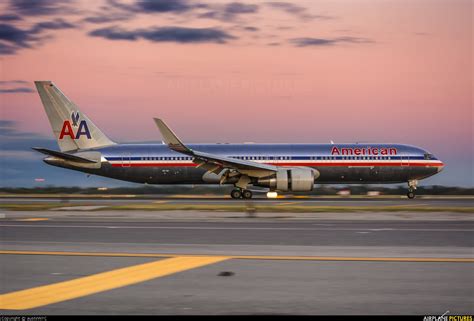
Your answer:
[0,200,473,315]
[1,196,473,208]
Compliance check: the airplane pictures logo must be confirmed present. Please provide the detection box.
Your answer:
[59,111,91,139]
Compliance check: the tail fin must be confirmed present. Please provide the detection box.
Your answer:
[35,81,115,152]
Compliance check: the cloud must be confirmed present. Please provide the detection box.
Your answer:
[0,14,22,21]
[0,120,54,150]
[98,0,259,23]
[82,0,136,24]
[0,88,34,93]
[83,12,132,24]
[135,0,194,13]
[199,2,259,21]
[106,0,198,14]
[0,80,29,84]
[0,81,34,93]
[0,150,38,160]
[29,18,76,33]
[89,26,236,44]
[290,36,373,47]
[107,0,258,22]
[8,0,75,16]
[0,23,35,48]
[243,26,259,32]
[0,19,75,55]
[0,120,16,135]
[265,2,329,20]
[0,42,17,54]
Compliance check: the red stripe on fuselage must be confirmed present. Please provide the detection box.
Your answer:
[110,162,443,168]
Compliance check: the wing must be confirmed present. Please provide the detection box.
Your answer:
[153,118,278,176]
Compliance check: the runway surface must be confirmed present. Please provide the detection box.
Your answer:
[1,196,473,208]
[1,210,473,315]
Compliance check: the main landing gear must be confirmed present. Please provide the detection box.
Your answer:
[230,188,253,199]
[407,180,418,199]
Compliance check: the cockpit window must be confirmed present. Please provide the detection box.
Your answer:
[424,153,434,160]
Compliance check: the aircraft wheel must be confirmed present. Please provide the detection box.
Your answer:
[230,189,242,199]
[407,191,415,199]
[242,189,253,199]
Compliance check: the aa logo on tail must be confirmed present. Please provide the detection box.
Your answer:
[59,111,91,139]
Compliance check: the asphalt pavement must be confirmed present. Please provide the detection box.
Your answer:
[0,212,472,315]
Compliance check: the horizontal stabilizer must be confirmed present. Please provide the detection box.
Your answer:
[32,147,97,163]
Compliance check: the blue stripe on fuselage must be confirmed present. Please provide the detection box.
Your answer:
[92,143,436,160]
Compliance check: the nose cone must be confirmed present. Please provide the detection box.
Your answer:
[437,160,445,173]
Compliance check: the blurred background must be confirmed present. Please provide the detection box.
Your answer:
[1,0,472,190]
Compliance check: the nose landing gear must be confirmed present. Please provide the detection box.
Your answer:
[407,180,418,199]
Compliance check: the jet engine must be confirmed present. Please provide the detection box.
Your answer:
[256,168,319,192]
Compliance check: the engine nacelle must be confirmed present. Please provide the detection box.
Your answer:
[257,168,318,192]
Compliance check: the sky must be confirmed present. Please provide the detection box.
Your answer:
[0,0,472,187]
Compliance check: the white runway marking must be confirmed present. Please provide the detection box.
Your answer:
[0,224,472,232]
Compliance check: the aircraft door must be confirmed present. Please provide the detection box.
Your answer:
[121,152,131,167]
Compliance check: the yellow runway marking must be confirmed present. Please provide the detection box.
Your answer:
[278,201,301,206]
[15,218,49,222]
[1,250,473,263]
[0,256,228,310]
[152,200,169,204]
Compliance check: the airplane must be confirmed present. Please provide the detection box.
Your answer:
[33,81,444,199]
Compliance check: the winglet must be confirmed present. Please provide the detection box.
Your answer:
[153,118,193,154]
